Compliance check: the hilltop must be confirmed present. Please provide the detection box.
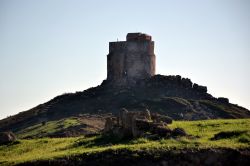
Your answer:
[0,74,249,138]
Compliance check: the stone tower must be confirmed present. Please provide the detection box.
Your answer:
[107,33,156,86]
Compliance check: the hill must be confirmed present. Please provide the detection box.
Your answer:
[0,119,249,165]
[0,74,249,137]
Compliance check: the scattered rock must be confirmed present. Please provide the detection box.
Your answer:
[172,128,187,137]
[0,131,17,144]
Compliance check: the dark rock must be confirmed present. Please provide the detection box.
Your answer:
[132,117,154,138]
[218,97,229,104]
[211,131,246,140]
[172,128,187,136]
[176,75,182,82]
[181,78,193,88]
[193,83,207,93]
[41,121,46,126]
[151,123,172,137]
[0,131,17,144]
[151,113,172,124]
[133,118,152,131]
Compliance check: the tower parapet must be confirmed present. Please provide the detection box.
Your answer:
[107,33,156,86]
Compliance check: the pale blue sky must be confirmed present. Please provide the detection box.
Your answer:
[0,0,249,119]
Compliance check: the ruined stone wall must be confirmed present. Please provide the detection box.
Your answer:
[107,36,155,86]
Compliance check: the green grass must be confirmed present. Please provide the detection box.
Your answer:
[0,119,249,165]
[16,117,80,138]
[168,118,250,147]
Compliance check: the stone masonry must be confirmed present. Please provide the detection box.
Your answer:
[107,33,156,86]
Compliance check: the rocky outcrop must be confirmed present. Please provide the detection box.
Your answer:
[193,83,207,93]
[218,97,229,104]
[151,113,172,124]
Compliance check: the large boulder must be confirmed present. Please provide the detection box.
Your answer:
[0,131,17,144]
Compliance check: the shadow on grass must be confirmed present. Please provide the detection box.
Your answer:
[211,130,250,143]
[73,135,132,148]
[0,140,20,146]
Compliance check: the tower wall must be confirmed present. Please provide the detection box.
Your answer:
[107,33,156,86]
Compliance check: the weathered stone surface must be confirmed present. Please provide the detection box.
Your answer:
[181,78,193,88]
[120,108,129,128]
[144,109,151,120]
[0,131,17,144]
[107,33,155,86]
[132,118,152,138]
[104,117,115,133]
[172,128,187,136]
[176,75,182,82]
[151,113,172,124]
[218,97,229,104]
[126,33,151,41]
[193,83,207,93]
[103,109,183,139]
[150,123,172,137]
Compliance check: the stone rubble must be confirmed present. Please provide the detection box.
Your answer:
[103,108,187,139]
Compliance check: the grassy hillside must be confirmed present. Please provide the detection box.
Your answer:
[16,117,80,138]
[14,115,107,139]
[0,119,249,165]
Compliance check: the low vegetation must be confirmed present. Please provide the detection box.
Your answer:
[16,117,80,138]
[15,115,106,139]
[0,119,249,165]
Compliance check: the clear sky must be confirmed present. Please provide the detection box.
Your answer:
[0,0,249,119]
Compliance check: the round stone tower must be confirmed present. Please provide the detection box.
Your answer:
[107,33,156,86]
